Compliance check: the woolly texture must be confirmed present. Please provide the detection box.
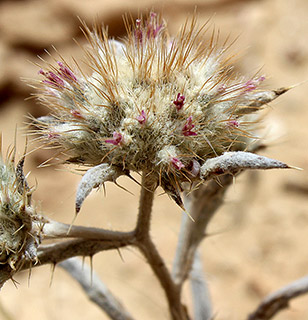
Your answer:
[33,13,288,209]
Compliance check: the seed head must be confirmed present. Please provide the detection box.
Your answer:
[32,13,289,209]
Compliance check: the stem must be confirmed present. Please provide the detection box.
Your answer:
[21,238,131,269]
[134,171,189,320]
[134,171,157,240]
[248,275,308,320]
[60,257,134,320]
[172,175,233,287]
[40,220,134,241]
[137,238,189,320]
[190,251,212,320]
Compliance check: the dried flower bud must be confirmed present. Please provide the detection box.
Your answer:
[0,149,40,287]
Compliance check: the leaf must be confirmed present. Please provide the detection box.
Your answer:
[75,164,125,214]
[236,87,290,115]
[200,151,290,181]
[16,156,32,205]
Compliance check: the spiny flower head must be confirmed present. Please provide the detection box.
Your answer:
[0,144,39,283]
[32,13,289,210]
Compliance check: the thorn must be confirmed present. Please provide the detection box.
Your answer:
[289,165,303,171]
[183,208,195,222]
[89,255,93,287]
[116,248,125,263]
[126,173,142,187]
[68,215,78,234]
[27,262,33,287]
[49,263,56,288]
[114,181,134,195]
[10,277,19,289]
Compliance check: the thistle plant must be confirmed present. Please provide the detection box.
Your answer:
[1,12,305,320]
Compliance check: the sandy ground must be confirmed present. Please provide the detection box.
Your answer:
[0,0,308,319]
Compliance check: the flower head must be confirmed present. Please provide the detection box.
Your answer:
[0,146,40,286]
[33,13,288,209]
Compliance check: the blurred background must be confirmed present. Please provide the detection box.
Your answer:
[0,0,308,319]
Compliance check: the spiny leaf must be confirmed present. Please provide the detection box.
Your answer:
[75,164,126,214]
[236,87,290,115]
[16,156,31,202]
[200,151,290,181]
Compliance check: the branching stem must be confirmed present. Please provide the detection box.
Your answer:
[134,171,157,240]
[59,257,134,320]
[172,175,234,287]
[40,220,134,241]
[134,171,189,320]
[248,275,308,320]
[22,238,130,270]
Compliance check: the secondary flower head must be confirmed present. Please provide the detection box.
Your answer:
[33,13,288,210]
[0,146,39,286]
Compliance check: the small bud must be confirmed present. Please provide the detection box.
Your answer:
[57,61,78,82]
[146,12,163,39]
[136,110,147,125]
[182,116,197,136]
[134,19,143,43]
[227,119,239,128]
[105,131,123,146]
[244,76,265,92]
[217,84,227,93]
[41,71,65,88]
[47,132,60,140]
[173,93,185,111]
[70,110,84,119]
[171,157,185,170]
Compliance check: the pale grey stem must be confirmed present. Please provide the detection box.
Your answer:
[59,257,134,320]
[248,275,308,320]
[190,250,212,320]
[134,171,158,240]
[21,237,131,270]
[134,171,190,320]
[172,174,234,287]
[39,219,134,241]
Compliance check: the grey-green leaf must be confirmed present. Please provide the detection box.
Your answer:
[76,164,124,214]
[200,151,290,181]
